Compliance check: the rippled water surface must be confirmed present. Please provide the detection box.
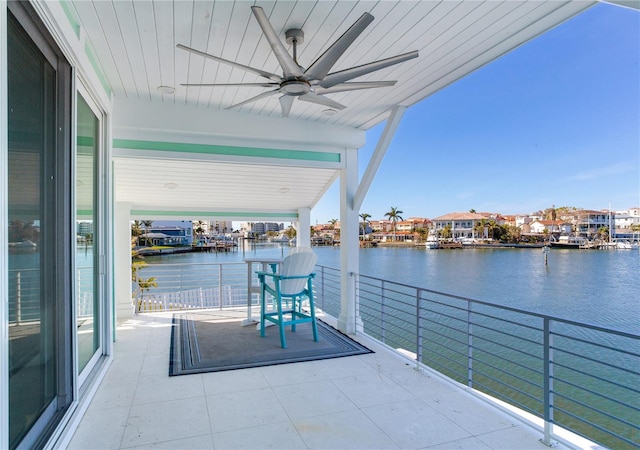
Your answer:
[144,243,639,332]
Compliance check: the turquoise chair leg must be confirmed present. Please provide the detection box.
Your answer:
[276,289,286,349]
[259,277,266,338]
[291,295,298,333]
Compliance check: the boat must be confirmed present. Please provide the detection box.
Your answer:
[615,241,638,250]
[425,239,439,249]
[548,235,587,249]
[425,231,440,249]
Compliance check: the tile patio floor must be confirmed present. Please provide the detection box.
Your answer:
[67,309,576,450]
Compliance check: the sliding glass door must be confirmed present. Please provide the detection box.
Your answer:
[7,3,72,448]
[76,93,101,379]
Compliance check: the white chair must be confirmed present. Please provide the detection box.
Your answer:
[257,249,318,348]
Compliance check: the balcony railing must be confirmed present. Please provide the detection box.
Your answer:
[352,270,639,449]
[132,262,247,312]
[129,261,639,448]
[9,267,94,324]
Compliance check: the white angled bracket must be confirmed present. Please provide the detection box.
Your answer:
[352,105,407,211]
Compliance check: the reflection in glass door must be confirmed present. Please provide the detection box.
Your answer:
[7,3,73,448]
[76,94,100,376]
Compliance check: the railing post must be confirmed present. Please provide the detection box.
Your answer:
[380,280,386,343]
[218,264,223,309]
[320,266,325,310]
[16,271,21,325]
[542,317,555,446]
[416,288,423,370]
[468,300,473,388]
[352,272,359,332]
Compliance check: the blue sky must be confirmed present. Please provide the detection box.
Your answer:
[310,3,639,225]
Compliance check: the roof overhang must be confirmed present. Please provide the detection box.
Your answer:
[42,1,600,221]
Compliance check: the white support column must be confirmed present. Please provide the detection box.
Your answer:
[338,148,363,335]
[296,207,311,248]
[114,202,134,322]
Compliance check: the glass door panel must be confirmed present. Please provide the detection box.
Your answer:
[7,12,57,449]
[76,94,100,375]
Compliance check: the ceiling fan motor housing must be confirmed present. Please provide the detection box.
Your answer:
[280,80,311,96]
[285,29,304,45]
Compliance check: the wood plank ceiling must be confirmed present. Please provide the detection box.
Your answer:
[69,1,595,129]
[63,1,597,219]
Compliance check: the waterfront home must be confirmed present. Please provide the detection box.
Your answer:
[431,212,492,240]
[396,217,432,233]
[2,1,635,449]
[558,209,614,238]
[528,220,573,235]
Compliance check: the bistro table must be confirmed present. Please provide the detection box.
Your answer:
[242,257,282,326]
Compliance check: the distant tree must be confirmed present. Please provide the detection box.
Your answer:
[328,218,339,237]
[384,207,404,241]
[359,213,371,239]
[132,260,158,310]
[440,224,452,239]
[131,220,142,237]
[597,226,609,241]
[8,220,39,243]
[543,205,558,221]
[469,209,476,213]
[502,225,521,243]
[141,220,154,246]
[487,220,503,240]
[284,225,296,239]
[194,220,205,240]
[414,227,428,243]
[473,219,488,239]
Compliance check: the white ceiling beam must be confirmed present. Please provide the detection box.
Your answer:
[112,97,365,152]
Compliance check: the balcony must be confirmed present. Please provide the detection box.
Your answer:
[65,263,637,449]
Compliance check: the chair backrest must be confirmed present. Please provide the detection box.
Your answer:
[279,249,317,296]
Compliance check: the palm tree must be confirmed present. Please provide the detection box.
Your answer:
[284,225,296,240]
[141,220,153,246]
[131,220,143,246]
[384,207,404,241]
[359,213,371,240]
[473,219,486,240]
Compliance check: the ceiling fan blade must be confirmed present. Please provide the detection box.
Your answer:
[177,44,282,82]
[181,82,278,88]
[279,96,295,117]
[319,50,419,88]
[304,12,374,81]
[226,89,280,110]
[314,81,396,94]
[251,6,304,79]
[298,92,346,110]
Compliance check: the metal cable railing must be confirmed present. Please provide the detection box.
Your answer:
[345,269,639,449]
[126,260,638,447]
[132,262,247,312]
[8,267,95,323]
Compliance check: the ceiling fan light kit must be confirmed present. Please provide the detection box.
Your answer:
[179,6,418,117]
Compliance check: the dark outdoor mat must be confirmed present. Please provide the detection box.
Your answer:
[169,313,373,376]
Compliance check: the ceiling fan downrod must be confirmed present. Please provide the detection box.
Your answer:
[285,29,304,65]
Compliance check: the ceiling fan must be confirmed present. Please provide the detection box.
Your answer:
[178,6,418,117]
